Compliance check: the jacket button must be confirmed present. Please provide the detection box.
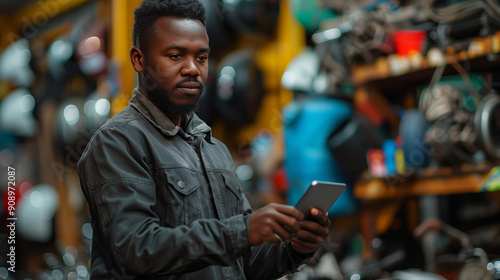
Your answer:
[178,181,185,189]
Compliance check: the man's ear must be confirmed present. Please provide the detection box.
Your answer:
[130,46,145,72]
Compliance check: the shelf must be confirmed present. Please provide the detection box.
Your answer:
[353,164,498,201]
[350,32,500,92]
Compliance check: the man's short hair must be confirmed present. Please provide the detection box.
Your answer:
[132,0,207,52]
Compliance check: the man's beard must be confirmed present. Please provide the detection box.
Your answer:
[147,88,201,118]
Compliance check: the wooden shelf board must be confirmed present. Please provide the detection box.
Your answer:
[354,164,495,200]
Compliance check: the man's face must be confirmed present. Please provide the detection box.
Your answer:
[138,17,210,117]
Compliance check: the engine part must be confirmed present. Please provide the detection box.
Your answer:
[474,93,500,161]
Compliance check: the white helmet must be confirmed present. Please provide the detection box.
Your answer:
[0,38,34,87]
[17,184,59,243]
[281,48,320,93]
[0,88,37,137]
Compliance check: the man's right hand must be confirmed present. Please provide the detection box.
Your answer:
[247,203,304,246]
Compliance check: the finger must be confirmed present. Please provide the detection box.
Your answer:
[270,209,301,234]
[291,238,318,248]
[299,219,329,235]
[294,229,320,243]
[292,228,327,247]
[309,208,330,227]
[272,203,305,221]
[272,222,293,242]
[296,221,329,241]
[290,239,317,254]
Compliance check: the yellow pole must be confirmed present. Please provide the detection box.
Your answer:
[234,0,306,145]
[110,0,142,115]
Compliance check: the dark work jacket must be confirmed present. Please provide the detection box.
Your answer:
[77,89,313,279]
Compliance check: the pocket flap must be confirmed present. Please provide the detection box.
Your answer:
[164,168,201,196]
[222,173,241,200]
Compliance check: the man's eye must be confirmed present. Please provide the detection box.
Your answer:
[198,56,208,62]
[170,55,181,59]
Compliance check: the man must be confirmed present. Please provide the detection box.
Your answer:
[77,0,331,279]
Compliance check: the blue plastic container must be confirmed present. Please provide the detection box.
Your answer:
[283,96,357,216]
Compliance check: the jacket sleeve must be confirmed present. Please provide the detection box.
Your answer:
[78,126,250,277]
[240,191,317,279]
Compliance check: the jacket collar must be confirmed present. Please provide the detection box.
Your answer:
[129,88,213,142]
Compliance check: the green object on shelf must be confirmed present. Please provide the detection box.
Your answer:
[443,74,484,111]
[480,166,500,192]
[290,0,338,34]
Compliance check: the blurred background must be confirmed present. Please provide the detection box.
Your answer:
[1,0,500,279]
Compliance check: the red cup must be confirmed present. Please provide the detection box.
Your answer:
[393,30,427,56]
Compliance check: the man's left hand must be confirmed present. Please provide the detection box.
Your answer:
[290,208,331,254]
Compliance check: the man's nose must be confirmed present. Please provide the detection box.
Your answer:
[181,58,200,76]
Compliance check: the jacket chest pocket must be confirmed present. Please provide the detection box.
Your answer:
[163,168,202,226]
[220,173,242,218]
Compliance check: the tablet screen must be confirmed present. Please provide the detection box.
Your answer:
[294,180,346,216]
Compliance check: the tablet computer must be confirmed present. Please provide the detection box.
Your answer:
[294,181,346,217]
